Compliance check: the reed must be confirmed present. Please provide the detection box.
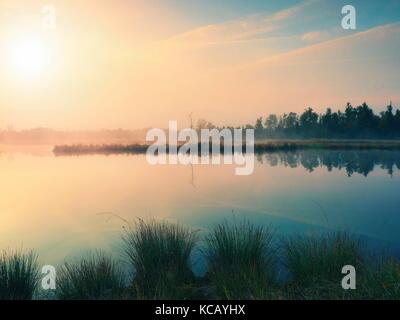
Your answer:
[56,251,127,300]
[204,219,277,299]
[0,249,39,300]
[122,219,199,299]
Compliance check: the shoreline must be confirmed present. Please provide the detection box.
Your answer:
[53,140,400,155]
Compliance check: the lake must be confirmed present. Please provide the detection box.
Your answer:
[1,145,400,268]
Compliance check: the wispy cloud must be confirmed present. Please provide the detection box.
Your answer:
[301,31,330,42]
[246,22,400,69]
[167,0,319,46]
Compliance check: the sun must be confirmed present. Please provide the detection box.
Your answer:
[10,35,51,76]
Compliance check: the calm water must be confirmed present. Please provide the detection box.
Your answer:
[1,145,400,266]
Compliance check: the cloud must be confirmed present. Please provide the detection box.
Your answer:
[247,23,400,69]
[120,23,400,128]
[301,31,330,42]
[154,0,327,68]
[167,0,318,46]
[224,23,400,116]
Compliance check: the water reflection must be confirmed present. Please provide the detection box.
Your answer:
[256,150,400,177]
[1,146,400,265]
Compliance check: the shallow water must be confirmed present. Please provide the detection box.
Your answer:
[1,145,400,266]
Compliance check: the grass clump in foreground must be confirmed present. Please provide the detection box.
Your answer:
[204,219,277,299]
[282,232,364,299]
[0,249,39,300]
[1,221,399,300]
[56,251,127,300]
[122,219,199,299]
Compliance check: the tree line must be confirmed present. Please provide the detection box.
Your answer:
[249,102,400,139]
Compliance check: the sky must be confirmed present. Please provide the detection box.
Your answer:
[0,0,400,130]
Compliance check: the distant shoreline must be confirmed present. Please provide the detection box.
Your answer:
[53,140,400,155]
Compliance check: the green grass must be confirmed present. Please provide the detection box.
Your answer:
[0,249,39,300]
[1,221,400,300]
[56,251,127,300]
[203,219,277,299]
[122,219,199,299]
[282,232,363,285]
[281,232,364,299]
[358,257,400,299]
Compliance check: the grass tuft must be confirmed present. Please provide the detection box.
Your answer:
[204,219,277,299]
[56,251,127,300]
[282,231,363,300]
[122,219,199,299]
[0,249,39,300]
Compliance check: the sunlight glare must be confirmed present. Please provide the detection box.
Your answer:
[10,36,50,75]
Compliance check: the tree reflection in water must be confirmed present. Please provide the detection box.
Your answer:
[256,150,400,177]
